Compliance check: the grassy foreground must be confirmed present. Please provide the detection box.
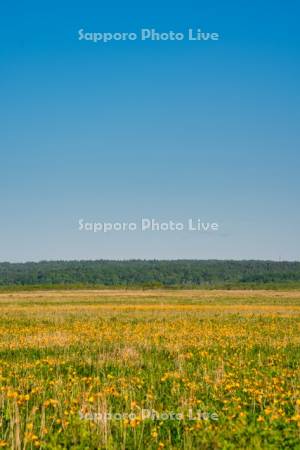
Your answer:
[0,290,299,449]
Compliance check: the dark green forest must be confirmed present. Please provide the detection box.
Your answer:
[0,260,300,290]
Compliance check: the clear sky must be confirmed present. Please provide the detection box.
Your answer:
[1,0,299,262]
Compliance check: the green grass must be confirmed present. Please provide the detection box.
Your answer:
[0,289,299,449]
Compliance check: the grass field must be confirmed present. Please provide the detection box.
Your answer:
[0,290,299,449]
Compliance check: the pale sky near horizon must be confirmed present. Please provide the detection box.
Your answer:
[1,0,300,262]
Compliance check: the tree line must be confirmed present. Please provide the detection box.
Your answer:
[0,260,300,289]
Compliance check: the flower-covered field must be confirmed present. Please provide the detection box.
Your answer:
[0,290,299,449]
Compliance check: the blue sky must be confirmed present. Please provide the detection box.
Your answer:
[1,0,299,261]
